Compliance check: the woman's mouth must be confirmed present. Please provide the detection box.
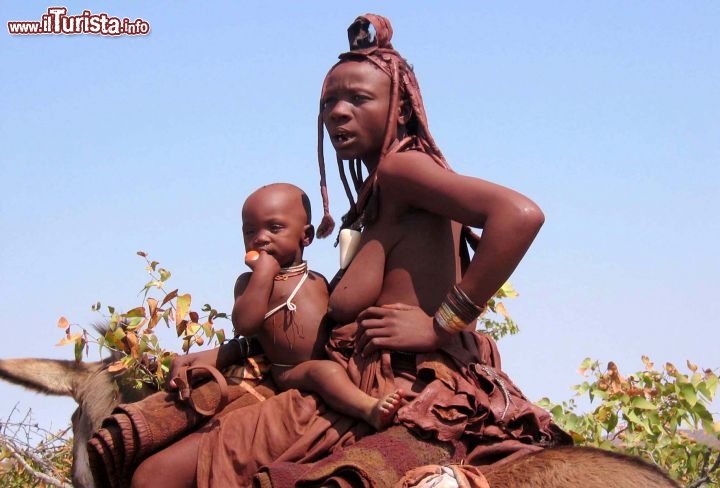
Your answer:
[333,132,355,148]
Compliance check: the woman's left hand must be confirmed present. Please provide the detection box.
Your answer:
[355,303,450,356]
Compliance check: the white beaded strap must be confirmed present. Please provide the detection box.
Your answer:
[264,269,309,319]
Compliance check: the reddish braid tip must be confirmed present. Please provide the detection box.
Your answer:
[316,213,335,239]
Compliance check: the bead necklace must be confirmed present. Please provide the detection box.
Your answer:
[274,261,307,281]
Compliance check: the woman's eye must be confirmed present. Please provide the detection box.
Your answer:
[321,97,336,110]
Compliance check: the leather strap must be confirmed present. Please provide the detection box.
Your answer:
[174,365,230,417]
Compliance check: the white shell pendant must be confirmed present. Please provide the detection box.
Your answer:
[338,228,362,269]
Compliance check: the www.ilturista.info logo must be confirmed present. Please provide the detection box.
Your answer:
[8,7,150,36]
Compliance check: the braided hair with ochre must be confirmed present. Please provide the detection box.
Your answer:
[316,14,479,262]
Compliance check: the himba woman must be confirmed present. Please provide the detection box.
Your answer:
[128,13,571,488]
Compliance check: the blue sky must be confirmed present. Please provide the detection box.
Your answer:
[1,1,718,432]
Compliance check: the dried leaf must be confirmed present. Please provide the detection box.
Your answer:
[57,316,70,329]
[147,297,158,318]
[126,331,139,358]
[185,322,201,337]
[176,319,188,337]
[498,282,519,299]
[125,306,146,318]
[175,293,191,324]
[125,331,138,346]
[107,361,128,374]
[110,326,126,343]
[56,332,82,346]
[148,313,161,331]
[495,302,510,320]
[202,321,213,337]
[161,289,179,307]
[137,250,147,257]
[215,329,226,343]
[159,268,171,282]
[641,355,654,371]
[577,358,594,377]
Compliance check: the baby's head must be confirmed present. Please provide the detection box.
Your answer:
[241,183,314,268]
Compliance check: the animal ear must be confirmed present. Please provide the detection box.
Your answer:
[303,224,315,246]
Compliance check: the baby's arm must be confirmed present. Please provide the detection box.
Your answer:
[231,251,280,337]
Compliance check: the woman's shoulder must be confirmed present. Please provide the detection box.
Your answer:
[379,150,436,172]
[374,151,458,214]
[377,150,447,185]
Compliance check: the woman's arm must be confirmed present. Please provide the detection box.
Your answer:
[355,152,543,355]
[379,151,544,306]
[231,251,279,337]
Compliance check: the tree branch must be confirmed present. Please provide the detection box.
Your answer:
[2,438,72,488]
[686,448,719,488]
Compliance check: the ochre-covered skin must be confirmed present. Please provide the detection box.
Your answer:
[233,183,404,431]
[89,13,674,488]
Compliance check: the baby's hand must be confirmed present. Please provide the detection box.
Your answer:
[244,250,281,276]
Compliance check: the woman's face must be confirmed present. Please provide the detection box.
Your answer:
[321,60,391,169]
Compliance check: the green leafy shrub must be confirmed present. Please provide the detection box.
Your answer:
[57,251,229,390]
[538,358,720,486]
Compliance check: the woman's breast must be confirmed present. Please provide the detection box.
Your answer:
[328,236,386,324]
[328,210,457,323]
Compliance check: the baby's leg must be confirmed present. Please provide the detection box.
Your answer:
[274,360,403,431]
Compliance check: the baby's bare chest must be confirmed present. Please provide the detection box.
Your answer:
[260,275,329,362]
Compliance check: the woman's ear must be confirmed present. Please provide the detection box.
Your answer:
[303,225,315,246]
[398,98,413,126]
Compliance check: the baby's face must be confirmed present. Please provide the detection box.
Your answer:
[241,186,310,268]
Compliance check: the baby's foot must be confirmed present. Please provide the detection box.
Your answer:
[369,389,404,431]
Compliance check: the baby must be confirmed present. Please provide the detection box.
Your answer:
[232,182,402,430]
